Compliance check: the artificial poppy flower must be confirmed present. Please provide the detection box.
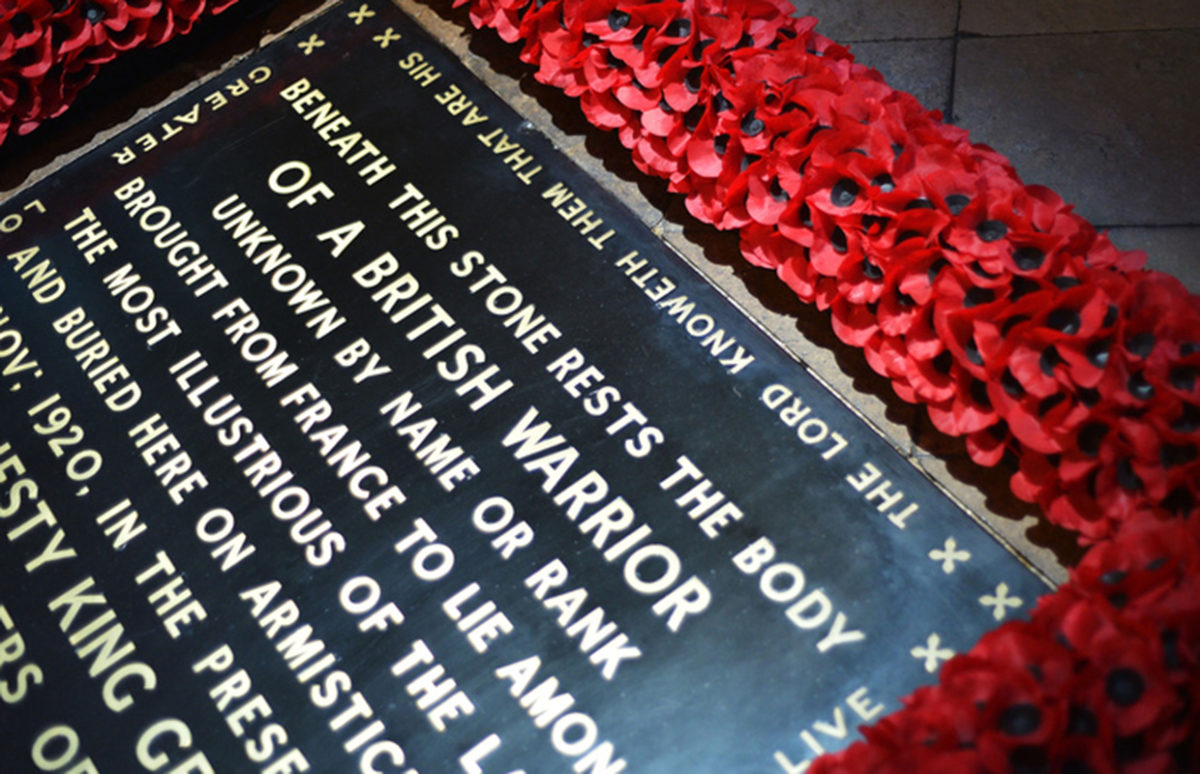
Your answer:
[454,0,533,43]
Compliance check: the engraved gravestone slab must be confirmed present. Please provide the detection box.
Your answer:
[0,2,1047,771]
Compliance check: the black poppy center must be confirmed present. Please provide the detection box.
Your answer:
[1013,246,1045,271]
[11,12,34,36]
[607,10,630,30]
[976,219,1007,242]
[1100,569,1127,585]
[945,193,970,215]
[1086,338,1110,369]
[740,110,764,136]
[769,178,788,202]
[664,18,690,37]
[964,287,995,308]
[830,226,848,253]
[965,337,983,366]
[1002,368,1024,397]
[1106,667,1145,707]
[1170,366,1197,392]
[1127,373,1154,401]
[1046,308,1081,335]
[830,178,858,207]
[1116,458,1143,491]
[1009,277,1040,301]
[999,703,1042,736]
[1040,346,1062,376]
[1126,332,1155,358]
[926,257,949,283]
[1173,404,1200,433]
[1077,422,1107,456]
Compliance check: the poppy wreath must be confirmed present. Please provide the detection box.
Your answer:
[3,0,1198,771]
[0,0,238,144]
[455,0,1200,771]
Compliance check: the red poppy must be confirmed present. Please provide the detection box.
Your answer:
[455,0,533,43]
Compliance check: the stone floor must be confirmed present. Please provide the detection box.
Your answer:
[795,0,1200,290]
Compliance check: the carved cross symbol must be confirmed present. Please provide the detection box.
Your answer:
[911,633,954,674]
[298,34,325,55]
[979,582,1023,621]
[373,27,401,49]
[929,537,971,574]
[349,4,376,24]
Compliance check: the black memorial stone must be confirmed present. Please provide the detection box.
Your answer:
[0,2,1049,772]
